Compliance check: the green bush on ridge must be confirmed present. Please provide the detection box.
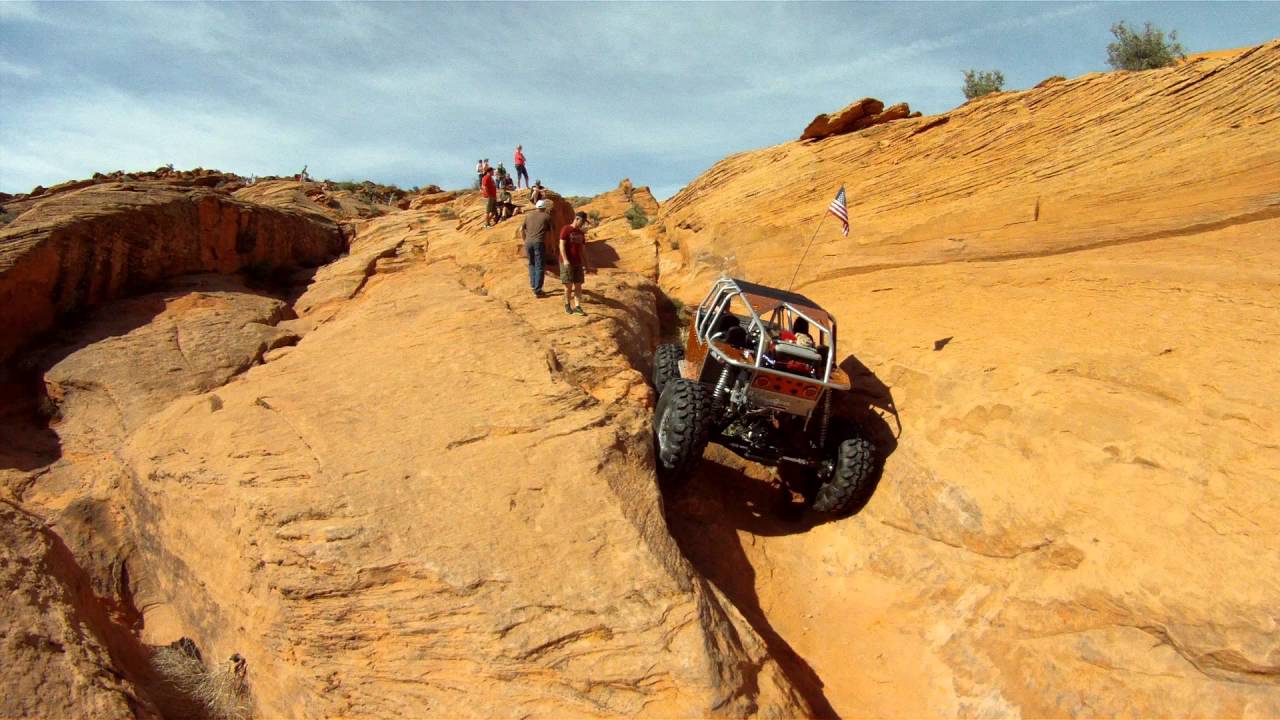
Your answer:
[625,203,649,230]
[962,69,1005,99]
[1107,21,1185,71]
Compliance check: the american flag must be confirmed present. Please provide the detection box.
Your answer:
[829,186,849,236]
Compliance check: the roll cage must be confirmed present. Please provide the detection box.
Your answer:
[692,276,848,390]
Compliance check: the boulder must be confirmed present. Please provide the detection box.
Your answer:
[800,97,884,140]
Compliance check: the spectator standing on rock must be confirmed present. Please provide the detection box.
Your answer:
[514,145,529,188]
[559,211,591,315]
[481,167,499,227]
[521,199,555,297]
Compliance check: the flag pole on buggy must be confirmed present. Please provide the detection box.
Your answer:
[787,185,849,292]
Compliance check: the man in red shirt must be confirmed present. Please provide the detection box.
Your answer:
[480,167,498,226]
[558,211,591,315]
[514,145,529,189]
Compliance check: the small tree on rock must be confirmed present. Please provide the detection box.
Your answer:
[624,203,649,229]
[1107,21,1185,70]
[962,69,1005,99]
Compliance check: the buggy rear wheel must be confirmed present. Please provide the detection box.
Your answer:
[653,379,711,487]
[812,436,877,514]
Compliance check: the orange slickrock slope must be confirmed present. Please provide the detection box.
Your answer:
[656,40,1280,717]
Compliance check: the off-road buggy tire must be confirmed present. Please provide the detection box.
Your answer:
[653,343,684,395]
[654,379,711,486]
[812,436,877,514]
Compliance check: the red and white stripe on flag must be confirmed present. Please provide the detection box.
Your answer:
[828,186,849,236]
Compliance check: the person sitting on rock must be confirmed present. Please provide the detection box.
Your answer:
[529,180,545,206]
[498,185,514,220]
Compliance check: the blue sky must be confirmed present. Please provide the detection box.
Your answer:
[2,1,1276,199]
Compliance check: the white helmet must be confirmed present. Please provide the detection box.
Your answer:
[535,199,549,209]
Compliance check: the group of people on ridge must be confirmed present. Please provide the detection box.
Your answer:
[477,146,539,228]
[477,145,592,316]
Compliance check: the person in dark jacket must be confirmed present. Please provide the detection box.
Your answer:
[520,199,554,296]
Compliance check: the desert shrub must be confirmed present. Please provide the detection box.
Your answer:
[624,203,649,229]
[962,69,1005,99]
[567,195,592,207]
[0,210,13,226]
[1107,21,1185,70]
[333,180,361,192]
[588,210,601,225]
[150,641,252,720]
[439,206,457,219]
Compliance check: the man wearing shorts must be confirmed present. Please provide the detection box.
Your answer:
[559,211,590,315]
[480,167,498,227]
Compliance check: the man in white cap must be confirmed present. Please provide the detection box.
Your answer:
[520,199,555,297]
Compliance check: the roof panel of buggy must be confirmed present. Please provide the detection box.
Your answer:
[729,277,833,328]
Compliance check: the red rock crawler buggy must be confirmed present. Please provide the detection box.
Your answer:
[652,277,876,514]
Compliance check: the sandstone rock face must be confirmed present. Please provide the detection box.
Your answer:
[800,98,917,141]
[234,179,395,221]
[2,176,808,717]
[577,179,661,221]
[0,183,344,363]
[0,501,157,719]
[801,98,918,140]
[38,275,295,454]
[656,40,1280,716]
[801,98,884,140]
[572,181,663,280]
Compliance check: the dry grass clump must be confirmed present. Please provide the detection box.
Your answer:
[150,638,253,720]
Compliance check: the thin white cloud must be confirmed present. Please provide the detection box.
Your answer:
[0,1,42,22]
[0,57,38,78]
[0,1,1270,196]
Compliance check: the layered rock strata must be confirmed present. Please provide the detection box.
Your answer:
[0,184,344,363]
[656,40,1280,717]
[2,180,807,717]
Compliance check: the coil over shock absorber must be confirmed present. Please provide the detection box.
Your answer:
[713,364,734,411]
[817,391,832,448]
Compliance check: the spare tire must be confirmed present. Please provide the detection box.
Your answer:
[811,436,876,514]
[652,343,684,395]
[653,378,711,486]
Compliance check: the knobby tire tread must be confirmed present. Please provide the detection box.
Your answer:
[812,437,876,513]
[655,379,711,486]
[653,343,684,396]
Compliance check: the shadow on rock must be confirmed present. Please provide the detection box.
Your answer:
[0,365,62,472]
[584,240,621,269]
[665,461,840,719]
[836,353,901,455]
[0,274,300,475]
[581,288,631,314]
